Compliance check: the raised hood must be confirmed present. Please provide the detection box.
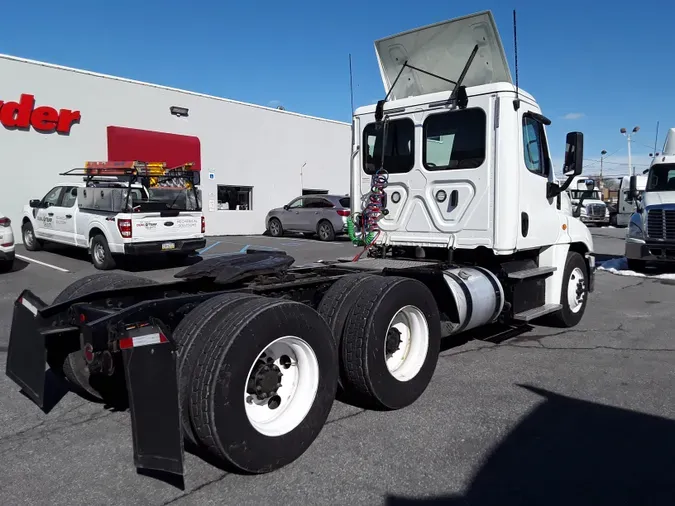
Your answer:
[374,10,512,100]
[662,127,675,156]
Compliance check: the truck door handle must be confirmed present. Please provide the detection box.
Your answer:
[66,214,72,219]
[48,212,54,216]
[450,190,458,207]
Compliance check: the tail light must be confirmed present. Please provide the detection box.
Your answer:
[336,209,350,217]
[117,218,132,238]
[0,217,10,227]
[201,216,206,233]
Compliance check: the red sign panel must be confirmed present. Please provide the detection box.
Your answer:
[0,94,80,134]
[107,126,201,171]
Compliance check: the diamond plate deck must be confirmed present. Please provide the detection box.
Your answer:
[335,257,438,271]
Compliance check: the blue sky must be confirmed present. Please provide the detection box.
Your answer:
[3,0,673,177]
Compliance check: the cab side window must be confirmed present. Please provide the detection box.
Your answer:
[61,187,78,208]
[522,116,549,176]
[42,186,64,207]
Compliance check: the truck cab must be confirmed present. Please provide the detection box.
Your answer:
[625,127,675,270]
[349,11,594,323]
[566,176,609,226]
[609,174,647,227]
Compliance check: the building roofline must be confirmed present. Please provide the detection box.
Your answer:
[0,53,350,127]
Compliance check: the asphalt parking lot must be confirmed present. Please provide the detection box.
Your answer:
[1,228,674,505]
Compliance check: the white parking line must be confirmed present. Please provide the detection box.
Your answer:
[16,254,70,273]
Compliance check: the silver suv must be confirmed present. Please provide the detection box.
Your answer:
[266,194,351,241]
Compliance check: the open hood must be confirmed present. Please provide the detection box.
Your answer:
[374,10,512,100]
[662,127,675,156]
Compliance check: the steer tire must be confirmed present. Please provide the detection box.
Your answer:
[340,276,441,411]
[189,297,338,473]
[49,273,158,401]
[173,292,262,446]
[22,221,42,251]
[544,251,589,328]
[316,273,378,392]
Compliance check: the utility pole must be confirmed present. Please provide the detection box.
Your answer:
[600,149,607,188]
[621,126,640,176]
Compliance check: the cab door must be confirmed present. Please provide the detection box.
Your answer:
[33,186,65,241]
[52,186,78,245]
[515,106,565,250]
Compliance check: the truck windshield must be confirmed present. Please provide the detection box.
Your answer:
[148,187,200,210]
[645,164,675,191]
[569,190,601,200]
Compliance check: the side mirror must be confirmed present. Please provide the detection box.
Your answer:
[546,132,584,199]
[627,175,638,202]
[283,205,289,210]
[29,199,41,208]
[563,132,584,177]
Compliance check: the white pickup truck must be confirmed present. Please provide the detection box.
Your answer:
[20,162,206,270]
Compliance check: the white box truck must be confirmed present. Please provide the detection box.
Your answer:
[5,10,595,483]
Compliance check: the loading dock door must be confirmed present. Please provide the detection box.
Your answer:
[107,126,202,171]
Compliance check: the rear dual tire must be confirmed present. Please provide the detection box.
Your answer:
[176,295,338,473]
[318,275,441,410]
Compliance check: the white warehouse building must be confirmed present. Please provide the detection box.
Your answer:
[0,54,351,240]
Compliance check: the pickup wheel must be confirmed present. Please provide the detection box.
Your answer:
[340,276,441,410]
[90,234,116,270]
[172,292,262,446]
[22,221,42,251]
[189,297,338,473]
[546,251,589,328]
[48,273,158,401]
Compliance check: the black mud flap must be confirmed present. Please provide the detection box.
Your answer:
[121,325,184,478]
[6,291,48,408]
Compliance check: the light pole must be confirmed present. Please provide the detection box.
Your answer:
[600,149,607,188]
[620,126,640,176]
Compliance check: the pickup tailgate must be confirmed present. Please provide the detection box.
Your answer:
[131,212,203,242]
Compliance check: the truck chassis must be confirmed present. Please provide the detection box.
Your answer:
[5,245,593,482]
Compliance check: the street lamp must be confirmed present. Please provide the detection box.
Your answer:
[600,149,607,186]
[620,126,640,176]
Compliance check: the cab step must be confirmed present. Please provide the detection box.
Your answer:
[507,266,557,280]
[513,303,562,322]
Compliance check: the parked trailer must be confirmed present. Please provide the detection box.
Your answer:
[5,10,595,482]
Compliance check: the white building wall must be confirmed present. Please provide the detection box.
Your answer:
[0,55,351,240]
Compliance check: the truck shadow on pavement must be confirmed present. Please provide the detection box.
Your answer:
[385,384,675,505]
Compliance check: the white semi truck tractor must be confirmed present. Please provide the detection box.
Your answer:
[5,10,595,483]
[625,127,675,271]
[567,176,610,226]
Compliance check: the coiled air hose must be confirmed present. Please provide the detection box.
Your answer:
[350,168,389,260]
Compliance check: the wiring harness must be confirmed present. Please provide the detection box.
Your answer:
[348,167,389,261]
